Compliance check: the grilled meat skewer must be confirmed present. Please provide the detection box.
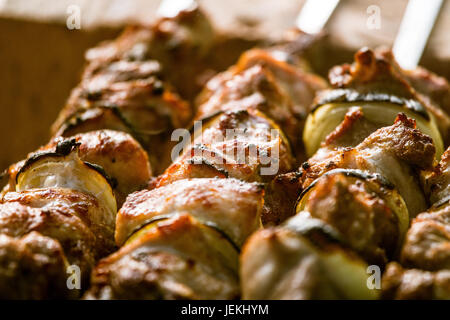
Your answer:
[0,4,324,299]
[0,131,151,299]
[84,15,330,299]
[0,1,448,300]
[85,178,263,299]
[241,112,436,299]
[154,48,326,225]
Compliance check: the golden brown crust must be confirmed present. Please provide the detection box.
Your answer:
[5,130,152,207]
[51,57,189,174]
[329,48,423,99]
[327,47,450,145]
[305,173,399,265]
[162,110,294,184]
[116,178,264,247]
[358,113,435,169]
[0,195,98,277]
[154,160,228,188]
[85,214,240,300]
[196,49,327,162]
[2,189,115,258]
[70,130,151,206]
[0,232,69,299]
[399,146,450,271]
[382,262,450,300]
[0,199,100,299]
[302,113,434,217]
[156,109,294,225]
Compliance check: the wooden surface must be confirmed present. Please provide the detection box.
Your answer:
[0,0,449,173]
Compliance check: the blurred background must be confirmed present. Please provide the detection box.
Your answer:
[0,0,449,173]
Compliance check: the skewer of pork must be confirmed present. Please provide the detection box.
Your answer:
[0,1,330,299]
[84,178,263,300]
[240,110,436,299]
[256,46,450,227]
[264,46,450,225]
[83,78,310,297]
[50,42,190,175]
[82,12,331,299]
[51,0,332,175]
[51,6,224,174]
[381,147,450,299]
[0,7,202,297]
[154,44,327,225]
[0,5,210,297]
[0,7,209,297]
[0,131,151,299]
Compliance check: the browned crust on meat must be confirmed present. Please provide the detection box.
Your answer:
[0,232,70,299]
[155,109,294,225]
[321,107,379,149]
[116,178,264,247]
[358,113,435,169]
[85,214,240,300]
[196,48,327,163]
[305,173,398,265]
[427,147,450,205]
[302,114,435,189]
[329,47,422,100]
[401,205,450,271]
[327,47,450,145]
[262,171,303,225]
[73,130,151,206]
[382,262,450,299]
[0,199,97,270]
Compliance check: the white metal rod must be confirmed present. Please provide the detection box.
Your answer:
[157,0,197,18]
[296,0,340,34]
[393,0,443,70]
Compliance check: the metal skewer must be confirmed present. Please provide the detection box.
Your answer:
[157,0,198,18]
[393,0,443,70]
[296,0,340,34]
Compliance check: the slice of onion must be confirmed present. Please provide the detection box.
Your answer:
[296,170,409,251]
[124,214,239,272]
[304,102,444,159]
[16,151,117,228]
[284,213,380,299]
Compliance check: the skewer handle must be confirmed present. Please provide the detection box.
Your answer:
[157,0,198,18]
[393,0,443,70]
[296,0,340,34]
